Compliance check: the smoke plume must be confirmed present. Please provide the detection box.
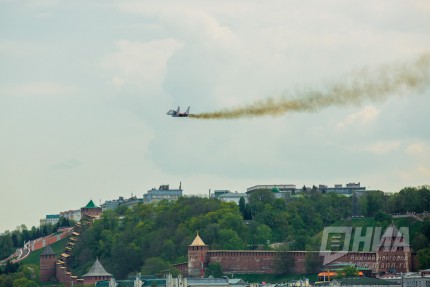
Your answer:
[189,54,430,120]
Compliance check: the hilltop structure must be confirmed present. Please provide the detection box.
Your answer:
[40,214,60,226]
[39,201,111,286]
[81,199,102,220]
[101,196,143,211]
[60,209,82,222]
[144,184,183,203]
[246,182,367,198]
[211,190,248,204]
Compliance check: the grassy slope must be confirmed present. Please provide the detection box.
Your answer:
[21,237,69,266]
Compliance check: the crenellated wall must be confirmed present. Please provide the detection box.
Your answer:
[186,247,416,276]
[41,221,88,286]
[31,228,74,251]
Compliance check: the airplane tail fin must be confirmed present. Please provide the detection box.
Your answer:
[185,107,190,115]
[177,106,180,113]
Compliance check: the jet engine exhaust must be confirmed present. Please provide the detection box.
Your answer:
[189,54,430,120]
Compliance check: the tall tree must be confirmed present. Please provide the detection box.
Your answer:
[336,265,359,278]
[418,248,430,269]
[206,262,223,277]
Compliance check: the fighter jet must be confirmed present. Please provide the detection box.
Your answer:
[167,106,190,117]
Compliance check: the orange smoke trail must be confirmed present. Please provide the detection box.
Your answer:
[189,54,430,120]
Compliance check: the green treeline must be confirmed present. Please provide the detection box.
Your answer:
[0,262,39,287]
[1,185,430,282]
[67,186,430,279]
[358,186,430,216]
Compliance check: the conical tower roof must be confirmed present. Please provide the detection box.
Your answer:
[381,224,402,238]
[84,199,98,208]
[377,224,410,249]
[190,232,206,246]
[40,245,56,256]
[82,258,112,277]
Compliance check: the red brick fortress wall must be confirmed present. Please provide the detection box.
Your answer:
[204,250,416,275]
[207,251,310,274]
[31,228,73,251]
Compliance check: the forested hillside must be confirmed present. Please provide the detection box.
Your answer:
[1,186,429,282]
[66,186,430,279]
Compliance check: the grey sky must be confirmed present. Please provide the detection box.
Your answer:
[1,0,429,232]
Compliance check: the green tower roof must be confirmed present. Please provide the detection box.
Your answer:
[85,199,98,208]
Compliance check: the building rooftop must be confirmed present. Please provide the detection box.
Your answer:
[218,192,247,198]
[96,280,135,287]
[331,277,394,286]
[147,190,182,195]
[82,258,112,278]
[228,279,247,285]
[188,278,229,286]
[247,184,296,193]
[142,279,167,287]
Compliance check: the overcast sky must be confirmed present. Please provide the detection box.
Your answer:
[1,0,429,232]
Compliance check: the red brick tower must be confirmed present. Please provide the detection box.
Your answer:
[40,245,57,282]
[188,232,209,277]
[81,199,102,221]
[376,224,411,275]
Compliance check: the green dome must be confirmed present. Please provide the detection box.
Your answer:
[271,187,280,193]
